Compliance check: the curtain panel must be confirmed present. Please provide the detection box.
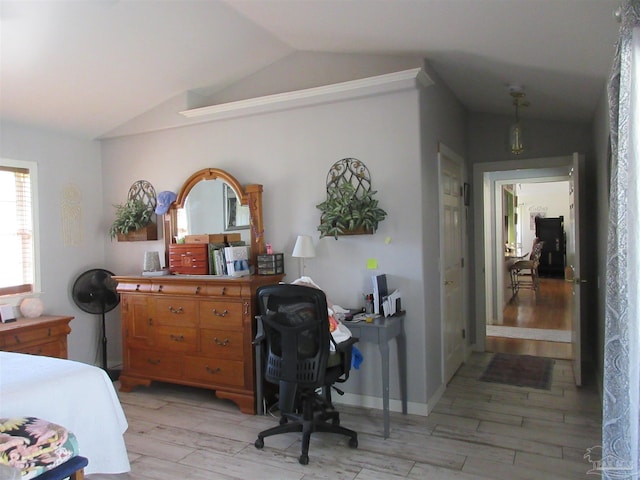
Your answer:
[604,1,640,479]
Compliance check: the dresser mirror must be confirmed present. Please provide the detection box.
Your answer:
[163,168,265,268]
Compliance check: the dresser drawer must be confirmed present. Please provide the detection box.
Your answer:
[4,340,61,357]
[154,298,198,326]
[152,283,206,296]
[115,281,152,294]
[4,324,68,346]
[128,348,182,379]
[183,356,245,387]
[199,300,244,328]
[155,326,197,353]
[200,329,244,360]
[202,284,244,297]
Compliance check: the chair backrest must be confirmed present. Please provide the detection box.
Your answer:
[256,284,331,391]
[531,240,544,259]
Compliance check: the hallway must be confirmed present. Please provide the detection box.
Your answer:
[487,278,573,360]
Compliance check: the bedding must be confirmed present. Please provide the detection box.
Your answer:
[0,352,130,475]
[0,417,80,479]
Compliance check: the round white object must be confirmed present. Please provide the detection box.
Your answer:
[20,297,44,318]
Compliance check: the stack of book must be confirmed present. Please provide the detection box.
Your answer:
[209,243,250,277]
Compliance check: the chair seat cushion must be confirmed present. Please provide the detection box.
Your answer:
[0,417,80,479]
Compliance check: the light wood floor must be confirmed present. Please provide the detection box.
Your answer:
[87,351,602,480]
[487,278,573,359]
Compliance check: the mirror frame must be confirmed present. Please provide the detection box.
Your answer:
[162,168,265,270]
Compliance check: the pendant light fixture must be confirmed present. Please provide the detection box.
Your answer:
[508,85,529,155]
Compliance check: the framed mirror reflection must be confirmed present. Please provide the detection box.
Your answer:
[223,183,250,231]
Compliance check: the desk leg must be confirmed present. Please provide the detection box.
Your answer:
[379,340,390,438]
[397,330,408,415]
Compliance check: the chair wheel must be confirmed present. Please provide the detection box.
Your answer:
[255,438,264,449]
[349,437,358,448]
[299,454,309,465]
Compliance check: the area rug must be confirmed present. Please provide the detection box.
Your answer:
[480,353,554,390]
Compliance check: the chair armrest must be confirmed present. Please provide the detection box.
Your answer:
[335,336,358,352]
[253,315,266,345]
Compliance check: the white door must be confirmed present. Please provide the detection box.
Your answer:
[439,146,465,383]
[566,153,583,386]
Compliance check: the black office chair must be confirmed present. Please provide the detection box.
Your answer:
[254,284,358,465]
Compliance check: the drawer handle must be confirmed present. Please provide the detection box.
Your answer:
[14,335,20,343]
[147,358,161,365]
[214,337,230,347]
[195,286,201,294]
[220,287,226,295]
[212,309,228,317]
[48,328,51,337]
[148,318,153,326]
[168,306,184,314]
[158,285,164,292]
[136,284,141,291]
[170,334,184,342]
[206,366,221,375]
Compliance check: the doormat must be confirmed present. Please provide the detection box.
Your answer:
[480,353,554,390]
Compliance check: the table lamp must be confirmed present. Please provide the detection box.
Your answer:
[292,235,316,278]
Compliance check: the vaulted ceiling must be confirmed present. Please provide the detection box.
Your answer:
[0,0,620,139]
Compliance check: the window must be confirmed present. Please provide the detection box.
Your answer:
[0,160,38,297]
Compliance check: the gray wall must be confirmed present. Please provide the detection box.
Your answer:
[100,73,465,412]
[0,121,106,365]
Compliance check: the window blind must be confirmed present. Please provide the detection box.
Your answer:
[0,166,33,296]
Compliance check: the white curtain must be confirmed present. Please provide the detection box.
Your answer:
[604,1,640,478]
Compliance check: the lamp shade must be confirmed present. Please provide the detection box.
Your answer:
[292,235,316,258]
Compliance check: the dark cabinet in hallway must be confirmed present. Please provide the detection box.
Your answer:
[535,216,565,278]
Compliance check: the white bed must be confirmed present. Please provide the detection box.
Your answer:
[0,352,130,475]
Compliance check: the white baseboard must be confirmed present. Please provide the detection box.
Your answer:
[333,385,446,418]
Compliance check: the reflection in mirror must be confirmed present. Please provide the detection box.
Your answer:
[224,184,250,231]
[175,179,249,243]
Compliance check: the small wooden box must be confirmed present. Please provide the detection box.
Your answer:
[169,244,209,274]
[225,233,242,243]
[257,253,284,275]
[184,234,226,244]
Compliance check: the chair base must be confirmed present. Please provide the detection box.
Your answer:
[255,390,358,465]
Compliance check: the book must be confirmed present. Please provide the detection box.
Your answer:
[225,245,250,277]
[371,274,388,315]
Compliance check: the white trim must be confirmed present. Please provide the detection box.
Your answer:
[334,392,432,417]
[180,68,432,121]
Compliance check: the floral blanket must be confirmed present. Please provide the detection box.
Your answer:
[0,417,79,479]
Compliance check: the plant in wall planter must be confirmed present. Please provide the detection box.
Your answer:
[109,198,158,241]
[316,158,387,239]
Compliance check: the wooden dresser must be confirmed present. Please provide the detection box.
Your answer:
[114,274,283,414]
[0,315,73,359]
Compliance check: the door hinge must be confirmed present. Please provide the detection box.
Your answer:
[462,328,466,339]
[461,258,464,268]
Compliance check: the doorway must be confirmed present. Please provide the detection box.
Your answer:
[486,180,573,359]
[472,155,582,377]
